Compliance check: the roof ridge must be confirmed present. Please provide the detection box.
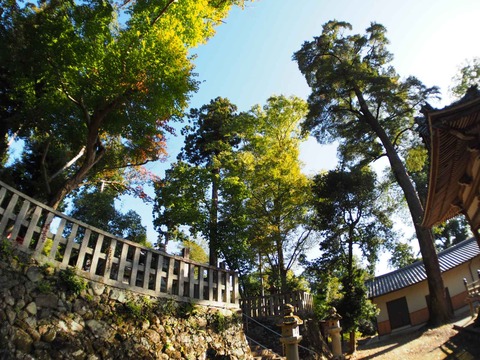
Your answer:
[373,237,476,280]
[367,237,479,298]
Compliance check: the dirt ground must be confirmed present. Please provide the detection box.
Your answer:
[348,311,480,360]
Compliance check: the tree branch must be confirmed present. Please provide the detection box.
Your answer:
[49,146,86,181]
[392,126,414,147]
[286,228,312,270]
[40,140,51,195]
[151,0,177,26]
[60,84,91,124]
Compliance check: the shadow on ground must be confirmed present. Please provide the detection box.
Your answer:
[350,313,480,360]
[437,324,480,360]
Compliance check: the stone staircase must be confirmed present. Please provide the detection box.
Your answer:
[249,343,285,360]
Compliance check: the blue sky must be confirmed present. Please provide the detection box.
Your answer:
[118,0,480,273]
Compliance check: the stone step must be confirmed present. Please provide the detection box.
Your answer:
[250,345,285,360]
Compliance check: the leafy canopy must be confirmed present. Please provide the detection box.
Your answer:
[0,0,245,207]
[294,20,439,164]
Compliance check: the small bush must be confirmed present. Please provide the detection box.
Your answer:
[37,280,53,294]
[125,296,153,321]
[59,267,87,295]
[178,301,198,318]
[212,311,228,332]
[125,300,143,318]
[0,238,13,259]
[158,298,178,316]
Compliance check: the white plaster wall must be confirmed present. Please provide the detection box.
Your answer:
[373,256,480,323]
[374,281,428,323]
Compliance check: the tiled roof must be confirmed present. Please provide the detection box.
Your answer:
[366,237,480,298]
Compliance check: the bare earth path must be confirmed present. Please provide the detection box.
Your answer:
[348,311,480,360]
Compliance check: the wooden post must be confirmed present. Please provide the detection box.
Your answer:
[9,199,30,243]
[75,229,91,271]
[142,251,153,290]
[0,193,19,235]
[89,234,104,275]
[117,243,129,284]
[49,218,67,260]
[104,238,116,280]
[22,206,43,251]
[155,254,164,293]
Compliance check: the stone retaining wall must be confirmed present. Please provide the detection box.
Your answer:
[0,248,251,359]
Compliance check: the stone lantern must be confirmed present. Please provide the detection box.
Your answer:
[325,307,344,359]
[277,304,303,360]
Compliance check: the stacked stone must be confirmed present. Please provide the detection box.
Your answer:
[0,253,251,360]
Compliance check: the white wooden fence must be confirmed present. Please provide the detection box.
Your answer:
[0,180,239,309]
[240,290,313,318]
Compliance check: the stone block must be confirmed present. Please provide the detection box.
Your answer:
[26,267,44,283]
[35,293,58,308]
[25,302,37,316]
[90,283,105,296]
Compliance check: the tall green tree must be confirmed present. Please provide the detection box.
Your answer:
[388,242,417,269]
[308,165,393,350]
[294,20,450,325]
[153,97,239,265]
[153,95,313,295]
[311,166,395,276]
[235,95,313,293]
[179,97,240,265]
[0,0,244,208]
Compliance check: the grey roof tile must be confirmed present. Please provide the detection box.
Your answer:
[366,237,479,298]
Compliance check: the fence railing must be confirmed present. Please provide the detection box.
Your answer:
[0,180,239,309]
[240,290,313,318]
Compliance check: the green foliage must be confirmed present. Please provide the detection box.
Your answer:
[182,240,208,264]
[158,298,178,316]
[294,20,438,155]
[68,188,148,244]
[0,0,245,208]
[177,301,199,319]
[154,161,212,245]
[154,97,240,265]
[41,239,62,260]
[388,242,417,269]
[311,165,396,274]
[153,95,313,294]
[37,280,53,294]
[213,312,227,332]
[433,217,471,251]
[59,267,87,295]
[228,95,313,293]
[450,58,480,99]
[295,21,452,322]
[125,296,153,321]
[305,164,390,334]
[406,146,428,173]
[0,238,13,259]
[335,268,378,335]
[207,310,239,332]
[40,262,56,277]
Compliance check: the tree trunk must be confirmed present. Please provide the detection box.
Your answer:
[355,89,451,325]
[47,117,105,209]
[348,225,354,280]
[209,166,219,266]
[277,237,288,293]
[378,128,449,325]
[47,156,101,209]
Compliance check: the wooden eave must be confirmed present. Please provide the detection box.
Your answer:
[422,95,480,229]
